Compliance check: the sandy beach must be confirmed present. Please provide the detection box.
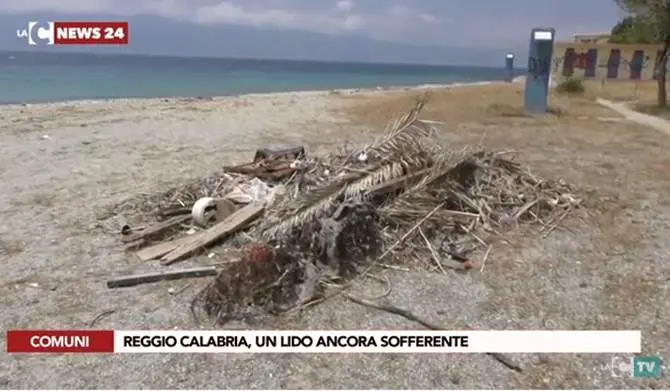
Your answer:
[1,81,669,389]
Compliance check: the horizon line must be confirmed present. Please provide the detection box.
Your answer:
[0,49,518,69]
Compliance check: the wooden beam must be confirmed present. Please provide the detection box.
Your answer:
[106,266,218,289]
[160,203,264,266]
[135,235,196,261]
[121,215,191,243]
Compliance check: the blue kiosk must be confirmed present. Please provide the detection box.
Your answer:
[524,28,555,114]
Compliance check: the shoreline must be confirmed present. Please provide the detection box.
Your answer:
[0,80,509,109]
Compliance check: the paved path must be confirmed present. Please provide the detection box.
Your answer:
[597,98,670,136]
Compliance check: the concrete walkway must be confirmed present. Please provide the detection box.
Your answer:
[596,98,670,136]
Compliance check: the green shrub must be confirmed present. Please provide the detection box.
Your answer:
[556,78,585,95]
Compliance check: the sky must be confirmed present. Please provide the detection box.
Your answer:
[0,0,627,63]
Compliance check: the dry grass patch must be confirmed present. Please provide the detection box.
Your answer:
[485,103,567,119]
[581,79,658,103]
[338,83,615,130]
[634,103,670,119]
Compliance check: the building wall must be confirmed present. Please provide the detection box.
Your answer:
[552,42,666,80]
[572,34,610,44]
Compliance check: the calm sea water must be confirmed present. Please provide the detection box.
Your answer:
[0,51,522,104]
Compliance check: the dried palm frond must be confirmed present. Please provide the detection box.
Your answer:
[258,97,435,240]
[369,96,435,163]
[108,90,584,327]
[343,161,405,200]
[260,160,409,239]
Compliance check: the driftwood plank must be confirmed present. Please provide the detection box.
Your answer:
[121,215,191,243]
[160,203,264,266]
[106,266,218,288]
[135,235,196,261]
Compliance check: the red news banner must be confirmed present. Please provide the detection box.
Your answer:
[5,329,642,354]
[53,21,128,45]
[7,330,114,353]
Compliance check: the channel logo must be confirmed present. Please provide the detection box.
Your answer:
[16,21,54,45]
[608,356,662,379]
[16,21,129,45]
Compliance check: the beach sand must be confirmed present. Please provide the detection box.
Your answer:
[1,82,669,389]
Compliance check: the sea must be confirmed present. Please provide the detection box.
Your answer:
[0,51,523,104]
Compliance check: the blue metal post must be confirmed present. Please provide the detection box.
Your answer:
[524,28,555,114]
[505,53,515,82]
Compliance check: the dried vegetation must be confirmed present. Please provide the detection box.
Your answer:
[110,96,582,325]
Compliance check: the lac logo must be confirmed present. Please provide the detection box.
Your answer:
[609,356,662,379]
[16,21,129,45]
[16,21,54,45]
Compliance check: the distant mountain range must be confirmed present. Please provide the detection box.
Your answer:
[0,12,528,66]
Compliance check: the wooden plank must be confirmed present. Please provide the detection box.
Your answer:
[106,266,218,289]
[135,235,195,261]
[160,203,264,266]
[121,215,191,243]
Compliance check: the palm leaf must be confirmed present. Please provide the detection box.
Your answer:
[259,95,436,239]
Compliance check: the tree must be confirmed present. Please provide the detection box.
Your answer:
[609,16,656,43]
[614,0,670,107]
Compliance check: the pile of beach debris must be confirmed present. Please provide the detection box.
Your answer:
[105,97,581,325]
